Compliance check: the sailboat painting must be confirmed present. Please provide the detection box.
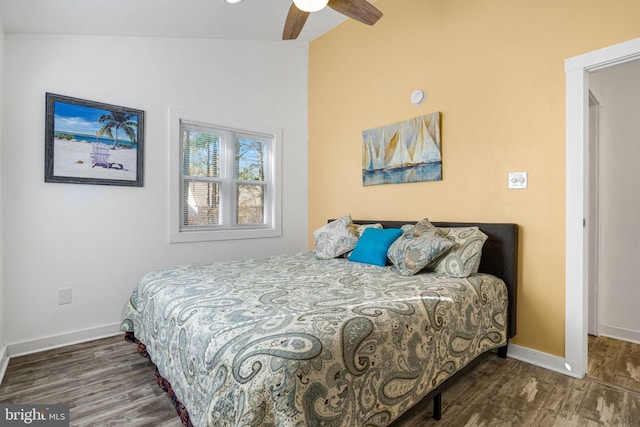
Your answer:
[362,112,442,186]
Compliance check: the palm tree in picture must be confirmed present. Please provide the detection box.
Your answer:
[97,111,137,149]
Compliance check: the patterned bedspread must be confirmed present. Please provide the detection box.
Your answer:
[120,251,508,427]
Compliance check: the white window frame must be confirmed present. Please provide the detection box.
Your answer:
[169,107,282,243]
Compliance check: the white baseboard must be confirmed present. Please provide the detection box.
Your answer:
[507,343,583,379]
[0,344,9,386]
[7,323,122,358]
[597,324,640,345]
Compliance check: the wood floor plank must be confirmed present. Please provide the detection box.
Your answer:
[0,335,639,426]
[623,391,640,426]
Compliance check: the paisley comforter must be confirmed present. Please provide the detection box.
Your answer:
[120,251,508,427]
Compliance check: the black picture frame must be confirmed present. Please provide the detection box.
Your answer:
[45,93,144,187]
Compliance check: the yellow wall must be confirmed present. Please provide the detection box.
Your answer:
[308,0,640,356]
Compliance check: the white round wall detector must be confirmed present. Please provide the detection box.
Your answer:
[410,89,425,105]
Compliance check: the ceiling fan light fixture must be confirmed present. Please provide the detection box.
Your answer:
[293,0,329,13]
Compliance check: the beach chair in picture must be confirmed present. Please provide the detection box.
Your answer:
[91,143,124,170]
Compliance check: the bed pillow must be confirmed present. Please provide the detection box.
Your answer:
[429,227,488,278]
[387,218,456,276]
[312,214,359,259]
[348,222,383,237]
[343,222,383,258]
[348,227,402,266]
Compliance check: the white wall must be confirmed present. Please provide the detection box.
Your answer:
[2,34,309,352]
[0,20,6,373]
[589,58,640,344]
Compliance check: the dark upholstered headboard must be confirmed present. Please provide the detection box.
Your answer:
[341,220,518,339]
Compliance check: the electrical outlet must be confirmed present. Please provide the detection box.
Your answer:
[508,172,528,189]
[59,288,72,305]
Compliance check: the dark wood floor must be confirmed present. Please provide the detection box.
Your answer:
[395,335,640,426]
[0,336,181,427]
[0,335,638,426]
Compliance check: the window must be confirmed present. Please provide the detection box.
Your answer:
[170,108,282,242]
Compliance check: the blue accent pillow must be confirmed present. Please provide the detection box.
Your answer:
[348,228,402,266]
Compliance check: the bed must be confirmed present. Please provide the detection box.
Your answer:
[120,218,518,426]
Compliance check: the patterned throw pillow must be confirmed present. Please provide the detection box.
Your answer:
[348,222,383,237]
[312,214,359,259]
[429,227,488,278]
[387,218,456,276]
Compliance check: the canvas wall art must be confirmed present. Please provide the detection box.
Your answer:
[362,112,441,186]
[44,93,144,186]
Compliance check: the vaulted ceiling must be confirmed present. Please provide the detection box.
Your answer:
[0,0,350,42]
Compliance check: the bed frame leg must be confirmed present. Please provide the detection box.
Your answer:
[498,343,508,359]
[432,393,442,420]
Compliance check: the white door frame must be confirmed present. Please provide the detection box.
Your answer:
[565,37,640,378]
[586,92,600,336]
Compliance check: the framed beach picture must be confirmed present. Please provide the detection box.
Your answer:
[44,93,144,187]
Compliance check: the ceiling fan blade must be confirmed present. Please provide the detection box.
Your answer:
[328,0,383,26]
[283,3,311,40]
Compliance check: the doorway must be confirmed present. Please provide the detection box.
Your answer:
[565,37,640,379]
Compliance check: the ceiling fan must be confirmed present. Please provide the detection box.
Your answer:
[283,0,383,40]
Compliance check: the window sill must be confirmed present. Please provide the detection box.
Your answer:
[169,226,282,243]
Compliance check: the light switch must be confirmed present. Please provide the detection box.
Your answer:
[508,172,528,189]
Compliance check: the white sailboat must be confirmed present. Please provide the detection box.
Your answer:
[416,113,441,164]
[363,127,387,171]
[386,113,440,168]
[384,131,411,168]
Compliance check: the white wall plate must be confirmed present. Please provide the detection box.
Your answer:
[508,171,528,189]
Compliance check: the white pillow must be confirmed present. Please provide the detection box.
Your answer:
[312,214,358,259]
